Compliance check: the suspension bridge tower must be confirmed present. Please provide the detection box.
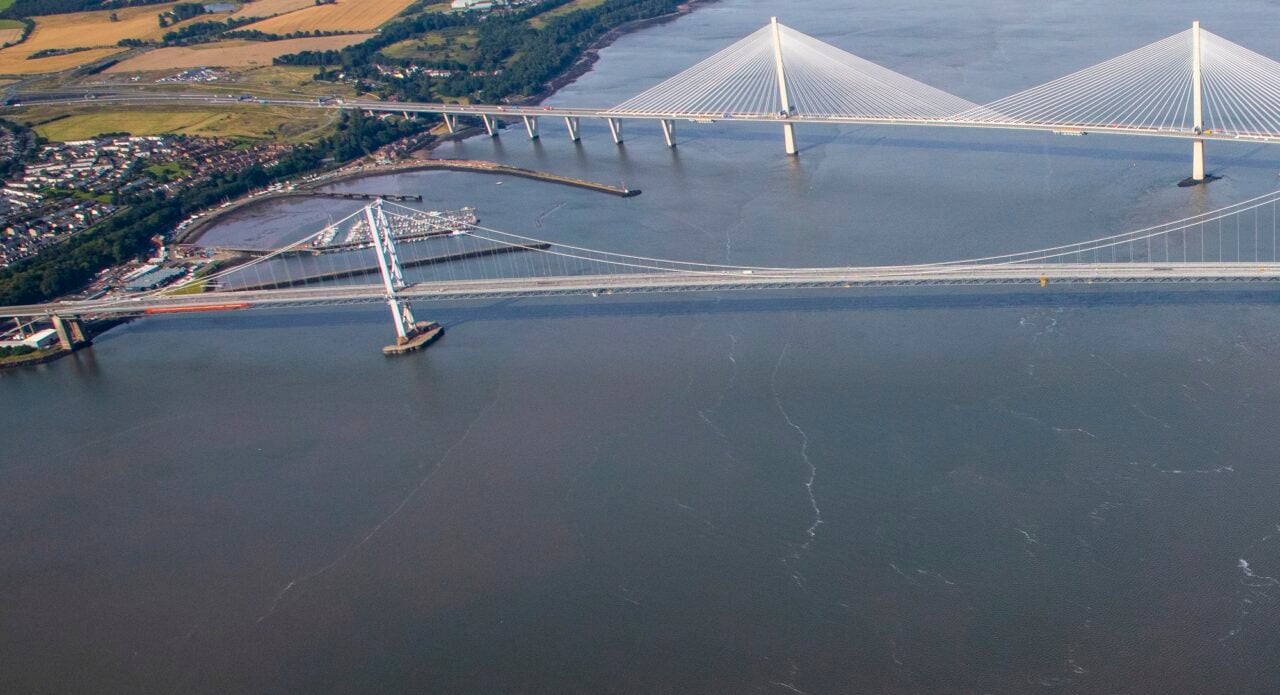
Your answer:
[364,200,443,355]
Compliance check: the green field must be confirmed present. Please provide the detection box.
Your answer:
[381,27,478,64]
[145,161,191,179]
[528,0,608,28]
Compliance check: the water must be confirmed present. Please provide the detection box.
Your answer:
[6,1,1280,691]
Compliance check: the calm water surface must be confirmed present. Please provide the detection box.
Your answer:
[5,0,1280,692]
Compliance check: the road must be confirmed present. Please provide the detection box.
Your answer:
[7,91,1279,146]
[7,262,1280,318]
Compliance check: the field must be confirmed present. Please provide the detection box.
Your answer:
[0,27,23,45]
[528,0,608,28]
[0,2,231,75]
[107,34,373,72]
[20,104,333,141]
[241,0,416,34]
[230,0,318,19]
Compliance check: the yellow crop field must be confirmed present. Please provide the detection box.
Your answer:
[0,47,123,75]
[242,0,416,34]
[107,34,373,72]
[231,0,318,20]
[0,2,231,75]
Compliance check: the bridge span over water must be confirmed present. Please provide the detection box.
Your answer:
[7,190,1280,351]
[13,18,1280,183]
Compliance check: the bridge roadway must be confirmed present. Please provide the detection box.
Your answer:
[7,262,1280,319]
[10,92,1280,146]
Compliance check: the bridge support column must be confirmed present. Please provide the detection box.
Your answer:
[660,119,677,148]
[402,110,411,120]
[607,118,624,144]
[523,115,539,139]
[442,113,457,134]
[50,314,87,351]
[482,114,498,137]
[565,116,580,142]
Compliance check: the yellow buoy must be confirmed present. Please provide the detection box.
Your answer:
[1040,275,1048,288]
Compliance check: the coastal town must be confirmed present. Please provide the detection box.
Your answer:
[0,128,290,268]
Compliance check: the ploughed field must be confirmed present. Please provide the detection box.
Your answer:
[230,0,321,20]
[0,2,232,75]
[106,34,373,71]
[239,0,417,35]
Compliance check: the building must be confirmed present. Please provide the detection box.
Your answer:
[0,327,58,350]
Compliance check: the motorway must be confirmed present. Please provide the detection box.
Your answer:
[7,91,1280,146]
[7,262,1280,318]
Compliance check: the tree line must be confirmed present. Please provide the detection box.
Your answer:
[277,0,681,103]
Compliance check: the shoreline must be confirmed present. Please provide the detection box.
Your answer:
[180,0,720,246]
[316,159,639,196]
[0,316,129,371]
[529,0,722,103]
[177,158,638,246]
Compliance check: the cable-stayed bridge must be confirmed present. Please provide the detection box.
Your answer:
[16,18,1280,182]
[8,190,1280,351]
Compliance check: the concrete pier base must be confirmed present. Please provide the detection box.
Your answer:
[51,314,89,351]
[607,118,624,144]
[382,321,443,355]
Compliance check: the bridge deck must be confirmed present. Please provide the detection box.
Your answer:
[10,263,1280,318]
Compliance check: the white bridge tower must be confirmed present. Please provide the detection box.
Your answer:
[1191,19,1205,182]
[771,16,797,155]
[364,200,441,354]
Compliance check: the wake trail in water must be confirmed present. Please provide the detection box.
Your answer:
[697,333,739,451]
[772,342,823,561]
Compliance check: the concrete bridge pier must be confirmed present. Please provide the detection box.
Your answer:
[607,118,624,144]
[660,119,677,148]
[51,314,87,351]
[565,116,580,142]
[482,114,498,137]
[522,115,539,139]
[442,113,458,133]
[782,122,797,155]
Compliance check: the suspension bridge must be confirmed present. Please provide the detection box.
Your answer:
[8,189,1280,353]
[14,18,1280,183]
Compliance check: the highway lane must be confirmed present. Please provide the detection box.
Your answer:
[6,92,1279,146]
[7,262,1280,318]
